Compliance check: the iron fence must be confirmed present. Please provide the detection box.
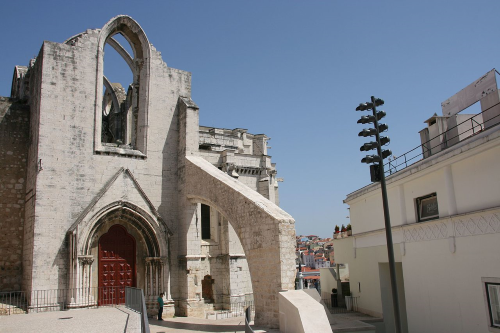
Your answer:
[384,102,500,176]
[0,291,27,315]
[0,286,130,315]
[207,300,255,320]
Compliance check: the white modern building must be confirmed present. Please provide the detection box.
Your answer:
[334,70,500,333]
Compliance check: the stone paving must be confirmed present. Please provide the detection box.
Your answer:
[0,307,380,333]
[150,316,279,333]
[0,306,140,333]
[0,307,281,333]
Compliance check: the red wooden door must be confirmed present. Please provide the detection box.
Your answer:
[98,224,136,305]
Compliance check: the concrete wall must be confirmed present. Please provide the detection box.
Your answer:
[278,290,333,333]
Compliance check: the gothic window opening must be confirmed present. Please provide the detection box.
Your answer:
[95,16,150,155]
[102,33,136,148]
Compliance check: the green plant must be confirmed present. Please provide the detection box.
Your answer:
[334,225,340,233]
[341,224,346,232]
[346,224,351,231]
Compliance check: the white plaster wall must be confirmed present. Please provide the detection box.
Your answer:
[403,233,500,333]
[334,236,404,318]
[348,132,500,235]
[452,145,500,214]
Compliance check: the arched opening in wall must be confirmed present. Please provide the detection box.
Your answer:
[101,34,136,148]
[84,206,164,309]
[98,224,136,305]
[95,16,150,155]
[202,275,215,303]
[197,203,254,311]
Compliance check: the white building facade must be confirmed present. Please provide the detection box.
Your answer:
[335,71,500,333]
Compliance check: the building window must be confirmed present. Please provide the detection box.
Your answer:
[483,278,500,331]
[201,204,211,240]
[416,193,439,222]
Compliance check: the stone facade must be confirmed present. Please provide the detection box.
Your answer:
[0,97,29,291]
[0,16,295,328]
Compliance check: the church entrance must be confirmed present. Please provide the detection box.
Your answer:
[98,224,136,305]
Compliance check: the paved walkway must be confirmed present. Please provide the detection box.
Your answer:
[0,308,279,333]
[150,316,279,333]
[0,306,140,333]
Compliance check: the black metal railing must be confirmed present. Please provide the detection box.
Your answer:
[322,295,359,314]
[384,102,500,176]
[0,291,27,315]
[206,299,255,320]
[0,286,130,315]
[125,287,150,333]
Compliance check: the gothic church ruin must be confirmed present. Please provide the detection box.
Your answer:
[0,15,296,327]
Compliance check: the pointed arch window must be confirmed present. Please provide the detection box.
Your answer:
[94,16,150,158]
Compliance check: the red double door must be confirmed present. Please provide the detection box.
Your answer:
[98,224,136,305]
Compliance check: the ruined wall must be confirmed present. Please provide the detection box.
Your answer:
[23,49,44,292]
[22,19,191,291]
[0,97,29,290]
[184,155,296,328]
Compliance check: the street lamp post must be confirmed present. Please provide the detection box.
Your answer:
[356,96,402,333]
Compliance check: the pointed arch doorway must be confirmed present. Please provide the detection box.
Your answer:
[98,224,136,305]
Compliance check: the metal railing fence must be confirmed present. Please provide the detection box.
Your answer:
[125,287,150,333]
[384,102,500,176]
[206,299,255,320]
[0,286,130,315]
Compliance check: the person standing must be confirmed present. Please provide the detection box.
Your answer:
[157,293,164,320]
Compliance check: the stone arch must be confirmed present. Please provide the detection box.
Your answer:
[77,201,168,308]
[94,15,151,153]
[184,156,296,328]
[82,203,161,258]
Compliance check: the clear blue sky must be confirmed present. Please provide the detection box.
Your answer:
[2,0,500,238]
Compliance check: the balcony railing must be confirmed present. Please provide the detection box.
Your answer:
[384,102,500,176]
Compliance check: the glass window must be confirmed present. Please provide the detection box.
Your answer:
[487,283,500,327]
[416,193,439,222]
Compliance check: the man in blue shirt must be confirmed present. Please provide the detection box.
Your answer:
[157,293,164,320]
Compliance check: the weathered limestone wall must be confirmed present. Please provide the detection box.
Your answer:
[23,20,191,291]
[184,155,296,328]
[0,97,30,290]
[23,48,44,292]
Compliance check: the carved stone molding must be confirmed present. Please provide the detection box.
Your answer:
[78,255,94,266]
